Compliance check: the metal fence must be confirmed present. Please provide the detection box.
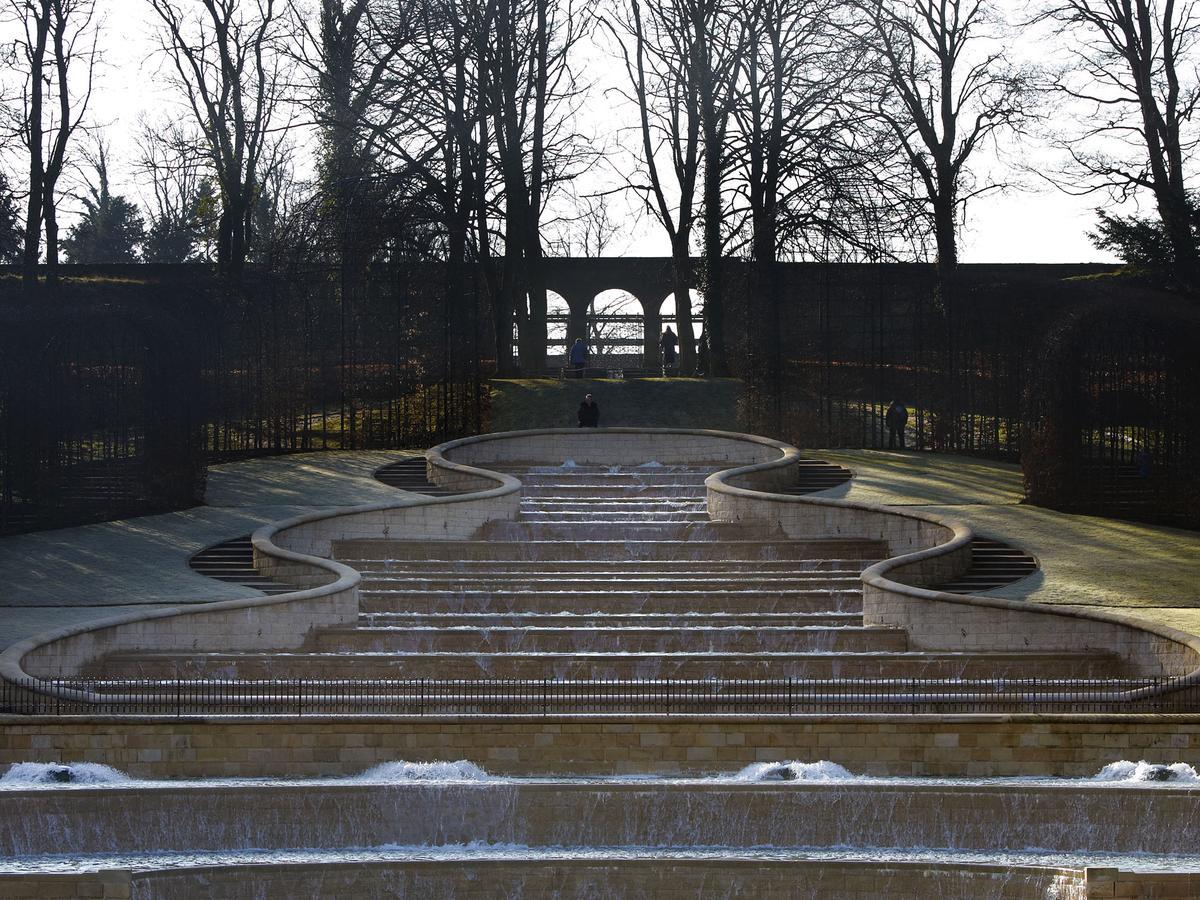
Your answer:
[3,676,1198,717]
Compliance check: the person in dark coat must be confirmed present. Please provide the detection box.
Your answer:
[885,400,908,449]
[659,326,678,375]
[569,338,588,378]
[578,393,600,427]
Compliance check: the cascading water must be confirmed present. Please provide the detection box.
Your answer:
[32,445,1197,895]
[0,762,129,786]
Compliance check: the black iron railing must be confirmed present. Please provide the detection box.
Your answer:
[2,676,1198,717]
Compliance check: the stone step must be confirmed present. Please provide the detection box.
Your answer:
[521,485,706,498]
[336,539,888,562]
[520,504,705,518]
[517,511,712,523]
[92,649,1128,681]
[517,473,711,484]
[355,575,863,592]
[310,625,908,653]
[356,611,865,629]
[340,559,879,575]
[491,463,715,472]
[358,589,863,615]
[373,458,466,496]
[475,523,792,542]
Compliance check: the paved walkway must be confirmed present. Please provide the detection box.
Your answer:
[0,452,412,650]
[818,451,1200,637]
[2,447,1198,652]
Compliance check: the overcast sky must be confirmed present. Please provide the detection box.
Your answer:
[13,0,1126,263]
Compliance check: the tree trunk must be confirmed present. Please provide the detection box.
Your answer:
[670,241,696,373]
[701,140,729,377]
[1157,187,1200,290]
[42,190,58,287]
[932,180,959,450]
[23,185,42,290]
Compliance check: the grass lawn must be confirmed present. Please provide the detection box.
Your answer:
[815,450,1200,637]
[489,378,743,432]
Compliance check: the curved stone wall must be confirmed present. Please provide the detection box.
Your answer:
[0,453,520,687]
[4,426,1199,701]
[706,445,1200,680]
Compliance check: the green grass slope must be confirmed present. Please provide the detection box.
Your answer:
[489,378,743,432]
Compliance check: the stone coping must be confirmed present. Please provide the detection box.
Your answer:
[3,426,1198,709]
[0,449,519,701]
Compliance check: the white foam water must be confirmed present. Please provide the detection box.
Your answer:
[1094,761,1200,783]
[732,761,855,782]
[0,762,129,786]
[352,761,491,782]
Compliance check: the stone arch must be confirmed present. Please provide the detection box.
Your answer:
[545,291,571,364]
[587,288,645,364]
[540,257,699,369]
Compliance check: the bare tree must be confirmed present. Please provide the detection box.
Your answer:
[485,0,593,373]
[689,0,744,377]
[849,0,1031,281]
[289,1,408,279]
[136,120,216,262]
[1039,0,1200,288]
[147,0,291,279]
[4,0,99,286]
[609,0,702,371]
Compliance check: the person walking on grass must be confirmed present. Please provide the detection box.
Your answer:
[569,337,588,378]
[886,400,908,450]
[578,393,600,427]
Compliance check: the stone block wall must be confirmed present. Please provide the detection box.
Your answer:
[0,860,1092,899]
[3,716,1200,779]
[7,860,1199,898]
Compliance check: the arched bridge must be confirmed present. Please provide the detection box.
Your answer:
[541,257,699,368]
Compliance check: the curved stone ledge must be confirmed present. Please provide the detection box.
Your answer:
[707,448,1200,682]
[0,450,521,696]
[5,427,1199,708]
[433,427,789,470]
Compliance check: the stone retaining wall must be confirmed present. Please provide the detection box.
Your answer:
[437,428,785,468]
[3,716,1199,779]
[7,860,1197,898]
[706,438,1200,680]
[0,860,1093,899]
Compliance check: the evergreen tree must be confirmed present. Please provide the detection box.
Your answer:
[1091,201,1200,274]
[62,147,146,264]
[144,177,217,263]
[0,173,22,264]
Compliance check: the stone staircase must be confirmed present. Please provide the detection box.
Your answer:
[91,460,1124,695]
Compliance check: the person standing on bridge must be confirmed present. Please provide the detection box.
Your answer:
[569,337,588,378]
[659,326,678,376]
[578,393,600,427]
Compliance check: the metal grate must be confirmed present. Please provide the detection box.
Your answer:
[2,675,1196,717]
